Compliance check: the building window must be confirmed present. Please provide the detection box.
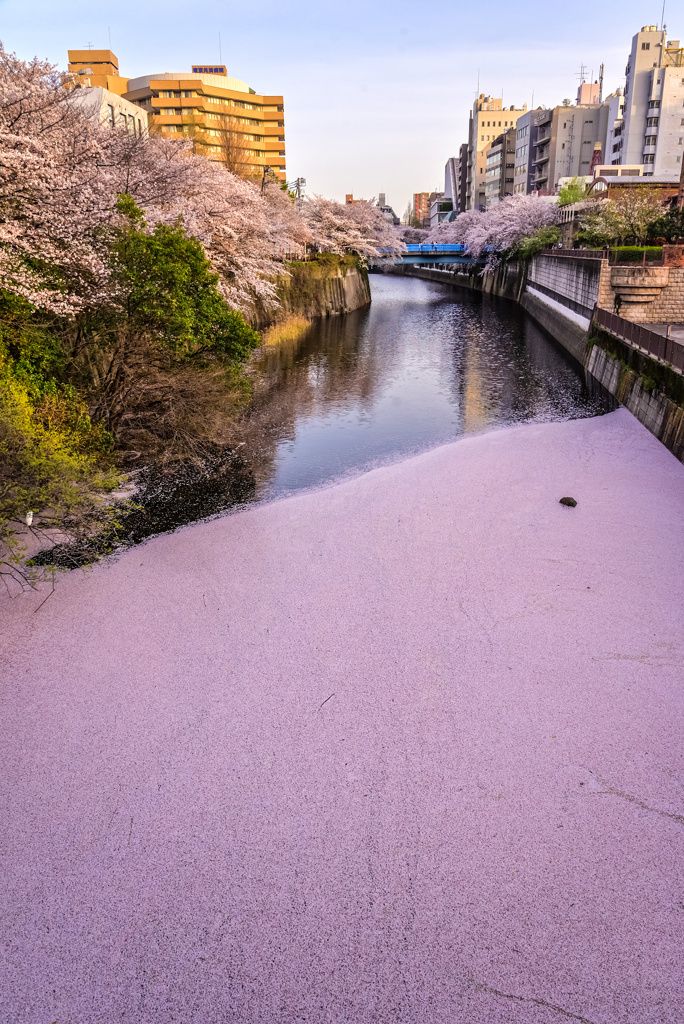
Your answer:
[646,116,659,126]
[107,104,114,127]
[643,153,655,163]
[641,42,650,49]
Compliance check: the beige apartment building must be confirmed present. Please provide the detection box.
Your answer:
[484,128,516,207]
[67,50,286,180]
[466,95,528,209]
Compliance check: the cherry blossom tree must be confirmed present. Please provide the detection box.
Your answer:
[428,194,559,260]
[301,196,404,263]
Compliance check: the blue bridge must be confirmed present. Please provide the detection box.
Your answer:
[398,244,484,265]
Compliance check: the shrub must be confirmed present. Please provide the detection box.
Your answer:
[515,225,561,260]
[609,246,663,263]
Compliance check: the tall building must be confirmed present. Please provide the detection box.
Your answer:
[467,95,528,210]
[619,26,684,176]
[412,192,431,226]
[68,84,148,136]
[444,143,468,214]
[484,128,516,207]
[602,89,626,165]
[67,49,129,96]
[513,86,629,195]
[67,50,286,180]
[377,194,400,226]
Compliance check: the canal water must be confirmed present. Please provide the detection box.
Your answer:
[89,274,615,552]
[243,273,613,503]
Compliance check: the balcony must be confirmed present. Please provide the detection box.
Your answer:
[535,154,550,166]
[535,129,552,144]
[643,144,657,155]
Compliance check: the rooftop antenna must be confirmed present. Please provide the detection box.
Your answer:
[219,31,222,62]
[86,41,93,49]
[660,0,666,30]
[599,63,604,102]
[576,62,587,86]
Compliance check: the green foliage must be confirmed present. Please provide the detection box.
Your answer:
[0,322,119,580]
[557,177,587,207]
[515,225,561,260]
[647,204,684,243]
[609,246,663,262]
[588,326,684,409]
[0,196,266,574]
[110,195,260,362]
[577,188,664,246]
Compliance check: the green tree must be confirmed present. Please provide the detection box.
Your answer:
[515,225,561,259]
[577,188,664,246]
[84,195,260,435]
[557,177,587,207]
[109,195,259,362]
[648,203,684,243]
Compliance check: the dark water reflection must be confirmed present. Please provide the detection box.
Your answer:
[243,273,613,503]
[44,273,612,558]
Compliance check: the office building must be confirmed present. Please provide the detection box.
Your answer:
[619,26,684,176]
[377,194,400,226]
[513,84,630,195]
[444,144,468,215]
[467,95,528,210]
[412,192,431,226]
[484,128,516,207]
[67,50,286,180]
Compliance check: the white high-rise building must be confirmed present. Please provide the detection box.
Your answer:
[621,25,684,176]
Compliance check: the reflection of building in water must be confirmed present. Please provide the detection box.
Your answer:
[462,335,490,434]
[238,307,377,493]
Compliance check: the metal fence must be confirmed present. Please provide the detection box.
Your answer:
[543,247,665,265]
[542,248,607,259]
[594,307,684,373]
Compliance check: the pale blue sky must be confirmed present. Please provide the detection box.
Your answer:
[0,0,672,214]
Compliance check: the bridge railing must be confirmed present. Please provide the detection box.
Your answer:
[594,308,684,373]
[405,244,468,253]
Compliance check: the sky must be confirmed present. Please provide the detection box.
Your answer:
[0,0,674,215]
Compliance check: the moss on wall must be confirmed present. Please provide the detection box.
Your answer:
[587,326,684,409]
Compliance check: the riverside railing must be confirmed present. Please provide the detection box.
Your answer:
[543,247,665,265]
[594,308,684,373]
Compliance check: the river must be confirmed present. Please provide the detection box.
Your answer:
[246,274,612,502]
[109,273,615,548]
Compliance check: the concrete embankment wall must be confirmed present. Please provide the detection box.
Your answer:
[387,260,684,463]
[268,261,370,325]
